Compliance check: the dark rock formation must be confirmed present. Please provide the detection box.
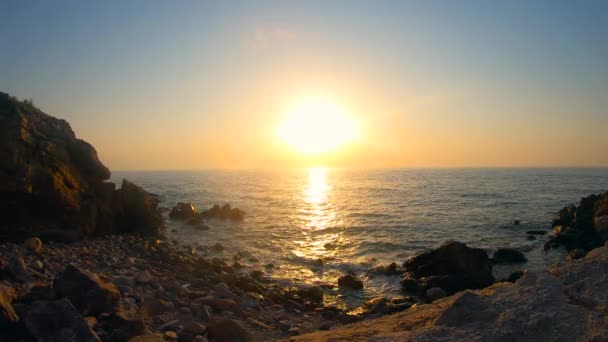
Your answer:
[401,241,494,295]
[170,202,245,223]
[491,248,527,264]
[169,202,198,220]
[337,274,363,290]
[54,264,120,316]
[20,298,101,341]
[545,191,608,251]
[0,92,163,241]
[207,317,256,342]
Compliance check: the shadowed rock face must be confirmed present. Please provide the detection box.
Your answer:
[402,241,494,295]
[0,92,163,240]
[546,191,608,252]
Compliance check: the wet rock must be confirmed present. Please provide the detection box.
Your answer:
[402,241,494,295]
[211,243,225,252]
[199,204,245,221]
[23,237,42,253]
[338,274,363,290]
[54,264,120,316]
[169,203,198,220]
[207,317,255,342]
[20,298,101,341]
[303,285,324,302]
[492,248,527,264]
[426,287,447,302]
[8,254,31,282]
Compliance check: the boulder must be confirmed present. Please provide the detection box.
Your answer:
[7,254,31,282]
[402,241,494,295]
[0,283,18,323]
[207,317,255,342]
[23,237,42,253]
[199,204,244,221]
[492,248,527,264]
[425,287,447,302]
[169,202,198,220]
[546,192,608,251]
[53,264,119,316]
[0,93,163,241]
[20,298,101,341]
[107,307,146,341]
[338,274,363,290]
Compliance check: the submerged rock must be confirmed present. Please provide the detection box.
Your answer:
[401,241,494,295]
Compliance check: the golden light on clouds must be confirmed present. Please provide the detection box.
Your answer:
[278,98,358,155]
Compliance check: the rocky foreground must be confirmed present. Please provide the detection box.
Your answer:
[288,242,608,341]
[0,235,366,341]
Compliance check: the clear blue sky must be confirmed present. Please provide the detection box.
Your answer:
[1,1,607,169]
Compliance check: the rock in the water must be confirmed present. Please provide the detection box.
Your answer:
[207,317,255,342]
[425,287,447,302]
[53,264,119,316]
[199,204,245,221]
[492,248,527,264]
[338,274,363,290]
[402,241,494,295]
[169,202,198,220]
[23,237,42,253]
[303,285,324,302]
[20,298,101,341]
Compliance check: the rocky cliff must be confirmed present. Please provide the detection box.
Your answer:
[289,243,608,341]
[0,92,163,241]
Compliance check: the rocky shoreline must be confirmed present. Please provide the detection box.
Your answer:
[1,92,607,341]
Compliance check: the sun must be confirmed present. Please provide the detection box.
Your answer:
[278,98,357,155]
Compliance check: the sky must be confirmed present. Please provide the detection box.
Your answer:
[1,0,607,170]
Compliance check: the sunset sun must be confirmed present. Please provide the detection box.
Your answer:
[278,98,357,155]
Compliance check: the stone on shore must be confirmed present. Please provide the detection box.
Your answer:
[546,191,608,251]
[8,254,31,283]
[23,237,42,253]
[289,246,608,341]
[53,264,119,316]
[401,241,494,295]
[207,317,255,342]
[20,298,101,341]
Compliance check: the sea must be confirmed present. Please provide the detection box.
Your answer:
[111,168,608,309]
